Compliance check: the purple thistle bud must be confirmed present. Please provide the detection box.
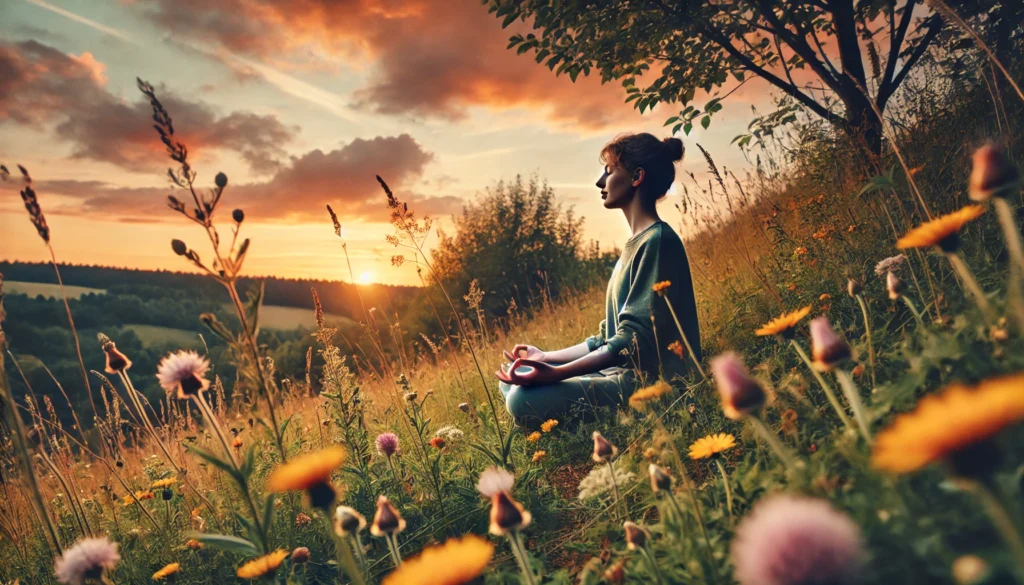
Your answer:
[375,432,399,458]
[732,494,864,585]
[710,351,765,420]
[809,317,851,371]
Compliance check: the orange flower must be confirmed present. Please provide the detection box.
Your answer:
[755,306,811,338]
[688,433,736,460]
[381,535,493,585]
[232,437,243,449]
[236,550,288,579]
[897,205,986,252]
[266,446,345,492]
[667,340,684,359]
[651,281,672,295]
[153,563,180,581]
[429,437,446,450]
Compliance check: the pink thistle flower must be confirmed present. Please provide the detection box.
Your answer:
[710,351,765,420]
[156,350,210,399]
[54,537,121,585]
[732,494,864,585]
[375,432,399,458]
[809,317,851,372]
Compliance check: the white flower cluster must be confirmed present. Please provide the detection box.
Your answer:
[435,425,464,443]
[577,459,635,501]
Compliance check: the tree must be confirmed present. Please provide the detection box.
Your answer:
[485,0,952,154]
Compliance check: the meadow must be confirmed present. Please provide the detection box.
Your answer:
[2,9,1024,585]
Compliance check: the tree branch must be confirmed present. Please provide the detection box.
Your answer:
[881,0,918,89]
[877,13,943,108]
[754,0,844,92]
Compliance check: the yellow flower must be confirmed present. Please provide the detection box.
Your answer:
[185,539,204,550]
[628,380,673,410]
[526,432,542,443]
[382,535,493,585]
[266,446,345,492]
[688,433,737,460]
[153,563,180,581]
[122,490,155,506]
[897,205,986,252]
[236,550,289,579]
[651,281,672,295]
[540,419,559,433]
[532,451,547,463]
[151,477,177,489]
[872,372,1024,474]
[755,306,812,337]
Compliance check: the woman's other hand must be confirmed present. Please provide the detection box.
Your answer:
[503,344,546,363]
[497,359,565,386]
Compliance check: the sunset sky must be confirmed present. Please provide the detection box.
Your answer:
[1,0,773,286]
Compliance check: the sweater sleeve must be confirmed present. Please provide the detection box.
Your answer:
[585,320,608,351]
[603,240,659,365]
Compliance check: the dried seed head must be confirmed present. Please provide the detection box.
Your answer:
[648,464,672,493]
[458,402,470,413]
[333,505,367,536]
[171,239,188,256]
[290,547,310,565]
[370,495,406,536]
[215,172,228,189]
[623,521,649,550]
[969,143,1019,201]
[232,209,244,223]
[847,279,862,298]
[102,339,132,374]
[592,431,617,463]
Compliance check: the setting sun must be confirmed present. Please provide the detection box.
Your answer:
[358,271,374,285]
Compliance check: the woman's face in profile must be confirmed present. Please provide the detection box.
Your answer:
[596,163,634,209]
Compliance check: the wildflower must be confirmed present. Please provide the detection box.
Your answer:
[754,306,811,338]
[577,460,636,501]
[458,402,470,413]
[667,340,684,359]
[153,563,180,581]
[526,431,542,443]
[403,392,418,402]
[897,205,986,252]
[780,409,799,436]
[652,280,671,295]
[710,352,765,419]
[232,208,244,223]
[623,521,649,550]
[886,271,905,300]
[376,432,400,458]
[540,419,559,433]
[874,253,908,276]
[151,477,176,489]
[185,539,204,550]
[100,336,132,374]
[688,433,736,460]
[171,239,188,256]
[371,495,407,536]
[846,279,862,297]
[477,467,531,536]
[215,172,229,189]
[628,380,672,410]
[648,464,672,492]
[381,535,494,585]
[809,317,851,371]
[794,246,808,256]
[969,143,1019,201]
[156,350,211,398]
[265,446,345,509]
[591,431,617,463]
[531,451,546,463]
[295,512,312,527]
[603,561,625,584]
[952,555,990,585]
[435,426,464,443]
[429,437,446,450]
[236,550,289,579]
[731,494,863,585]
[291,547,310,565]
[334,505,367,536]
[54,537,121,585]
[872,372,1024,475]
[818,293,831,301]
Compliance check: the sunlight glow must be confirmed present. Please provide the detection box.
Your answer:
[358,271,374,285]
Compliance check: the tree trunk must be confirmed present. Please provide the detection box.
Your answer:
[839,93,884,158]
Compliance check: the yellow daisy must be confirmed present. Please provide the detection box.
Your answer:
[897,204,986,252]
[266,446,345,492]
[153,562,180,581]
[236,550,289,579]
[382,535,494,585]
[532,451,546,463]
[628,380,673,410]
[872,372,1024,474]
[688,433,737,460]
[540,419,559,433]
[755,306,812,337]
[526,431,542,443]
[151,477,177,489]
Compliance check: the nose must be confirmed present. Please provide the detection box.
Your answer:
[596,171,608,189]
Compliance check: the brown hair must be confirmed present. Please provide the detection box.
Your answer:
[600,133,684,203]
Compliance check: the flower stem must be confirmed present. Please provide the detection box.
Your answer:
[993,198,1024,331]
[970,477,1024,575]
[714,458,733,522]
[660,296,706,380]
[946,252,993,323]
[323,515,367,585]
[834,370,872,444]
[638,546,665,585]
[386,533,403,567]
[606,460,627,521]
[789,340,855,433]
[508,530,537,585]
[854,294,877,388]
[901,296,927,329]
[749,414,801,473]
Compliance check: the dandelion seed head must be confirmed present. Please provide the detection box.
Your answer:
[476,466,515,497]
[54,537,121,585]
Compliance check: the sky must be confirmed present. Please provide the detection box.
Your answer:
[0,0,773,286]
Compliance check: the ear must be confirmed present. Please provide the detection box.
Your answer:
[632,168,645,187]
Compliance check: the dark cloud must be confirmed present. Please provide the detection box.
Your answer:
[1,134,460,223]
[0,40,298,174]
[141,0,644,129]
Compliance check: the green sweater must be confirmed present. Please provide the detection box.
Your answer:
[585,221,701,380]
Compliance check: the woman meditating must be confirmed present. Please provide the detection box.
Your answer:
[495,133,701,425]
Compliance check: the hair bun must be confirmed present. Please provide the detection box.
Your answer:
[663,137,684,162]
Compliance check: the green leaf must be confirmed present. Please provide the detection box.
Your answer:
[468,442,504,466]
[188,532,259,557]
[683,122,693,135]
[262,494,275,538]
[663,116,679,126]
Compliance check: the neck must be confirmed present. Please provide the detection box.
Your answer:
[621,195,661,236]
